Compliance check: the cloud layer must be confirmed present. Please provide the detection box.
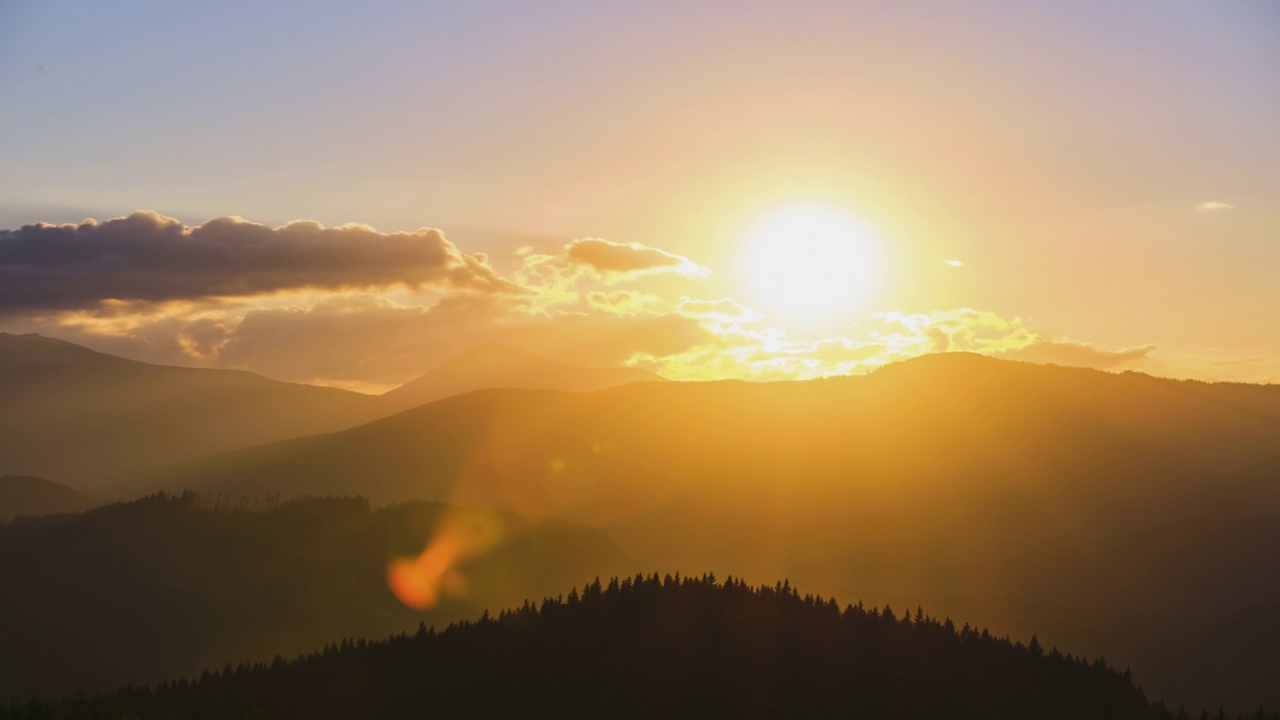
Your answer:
[4,210,1259,390]
[999,340,1156,369]
[565,238,709,278]
[1195,201,1234,211]
[0,211,514,312]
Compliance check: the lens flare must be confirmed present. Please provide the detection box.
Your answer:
[386,507,504,610]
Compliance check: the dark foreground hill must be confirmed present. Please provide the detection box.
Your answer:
[0,333,385,491]
[0,493,639,699]
[0,475,96,521]
[144,353,1280,710]
[23,575,1182,720]
[380,342,663,412]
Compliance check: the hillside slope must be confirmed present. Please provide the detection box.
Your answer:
[0,475,97,521]
[0,333,386,491]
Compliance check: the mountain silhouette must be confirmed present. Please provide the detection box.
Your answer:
[0,335,671,493]
[0,333,385,490]
[0,332,132,369]
[35,574,1176,720]
[381,343,664,412]
[0,492,639,699]
[141,352,1280,710]
[0,475,97,522]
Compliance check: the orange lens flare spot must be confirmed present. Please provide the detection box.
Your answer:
[386,558,440,610]
[416,538,459,577]
[440,568,470,598]
[385,508,507,610]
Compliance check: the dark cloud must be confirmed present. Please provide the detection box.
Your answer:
[565,238,707,276]
[0,211,517,312]
[1000,341,1156,370]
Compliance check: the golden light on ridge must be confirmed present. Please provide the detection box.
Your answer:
[737,203,884,326]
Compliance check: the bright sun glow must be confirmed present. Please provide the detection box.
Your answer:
[738,203,883,325]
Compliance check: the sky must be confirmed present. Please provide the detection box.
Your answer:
[1,0,1278,392]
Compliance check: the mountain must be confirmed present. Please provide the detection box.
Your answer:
[0,335,666,494]
[0,333,386,492]
[146,353,1280,710]
[381,343,664,412]
[0,475,97,522]
[37,575,1176,720]
[0,332,129,369]
[0,492,640,700]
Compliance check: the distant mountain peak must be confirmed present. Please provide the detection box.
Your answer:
[0,331,86,347]
[0,333,386,490]
[0,474,97,521]
[890,351,1003,367]
[870,351,1029,379]
[1,331,64,342]
[444,343,561,368]
[381,343,664,410]
[0,331,129,369]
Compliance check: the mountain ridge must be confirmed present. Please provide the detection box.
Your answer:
[0,475,97,522]
[381,342,664,412]
[0,334,677,488]
[0,333,387,488]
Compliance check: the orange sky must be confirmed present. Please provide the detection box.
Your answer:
[1,2,1277,390]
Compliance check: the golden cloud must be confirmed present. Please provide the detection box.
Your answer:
[565,238,710,279]
[1194,201,1234,212]
[5,212,1218,389]
[998,340,1156,369]
[629,308,1045,381]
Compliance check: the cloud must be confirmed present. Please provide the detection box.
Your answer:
[563,238,710,279]
[5,212,1237,389]
[997,340,1156,370]
[499,311,712,368]
[29,289,714,392]
[585,290,663,314]
[0,211,516,312]
[519,237,711,295]
[0,213,728,389]
[1195,201,1234,211]
[944,259,964,267]
[874,309,1039,355]
[513,236,711,315]
[676,297,763,324]
[630,308,1045,381]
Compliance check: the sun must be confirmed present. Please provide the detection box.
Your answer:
[737,203,883,326]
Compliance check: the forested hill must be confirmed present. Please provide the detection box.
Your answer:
[36,575,1184,720]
